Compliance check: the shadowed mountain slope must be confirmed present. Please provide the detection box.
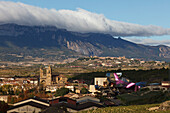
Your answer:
[0,24,169,62]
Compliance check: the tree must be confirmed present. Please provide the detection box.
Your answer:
[0,87,2,95]
[11,97,15,104]
[0,101,8,113]
[9,89,14,95]
[80,87,88,94]
[55,87,69,96]
[19,92,24,99]
[0,87,2,92]
[15,89,21,95]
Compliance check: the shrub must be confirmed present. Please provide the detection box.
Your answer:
[55,87,69,96]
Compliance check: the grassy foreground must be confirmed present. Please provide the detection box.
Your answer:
[117,91,170,105]
[78,104,170,113]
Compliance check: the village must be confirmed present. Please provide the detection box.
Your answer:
[0,56,168,70]
[0,65,170,112]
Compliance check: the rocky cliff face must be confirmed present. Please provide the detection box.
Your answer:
[0,24,169,61]
[66,40,103,55]
[159,46,170,58]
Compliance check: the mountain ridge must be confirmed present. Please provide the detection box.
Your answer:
[0,23,169,62]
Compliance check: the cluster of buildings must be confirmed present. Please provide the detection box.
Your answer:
[39,66,88,93]
[0,65,170,112]
[7,96,104,113]
[0,75,38,95]
[76,56,168,69]
[0,56,168,70]
[0,76,38,86]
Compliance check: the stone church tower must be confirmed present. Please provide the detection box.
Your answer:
[46,66,52,86]
[40,66,52,86]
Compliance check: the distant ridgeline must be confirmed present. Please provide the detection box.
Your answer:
[0,23,169,62]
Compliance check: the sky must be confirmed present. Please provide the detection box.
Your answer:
[0,0,170,46]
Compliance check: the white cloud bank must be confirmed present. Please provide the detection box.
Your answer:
[0,1,170,37]
[123,38,170,47]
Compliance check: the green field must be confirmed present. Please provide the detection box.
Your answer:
[78,104,170,113]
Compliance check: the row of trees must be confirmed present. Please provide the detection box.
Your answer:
[72,68,169,85]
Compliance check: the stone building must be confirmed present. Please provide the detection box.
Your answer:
[40,66,68,88]
[40,66,52,86]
